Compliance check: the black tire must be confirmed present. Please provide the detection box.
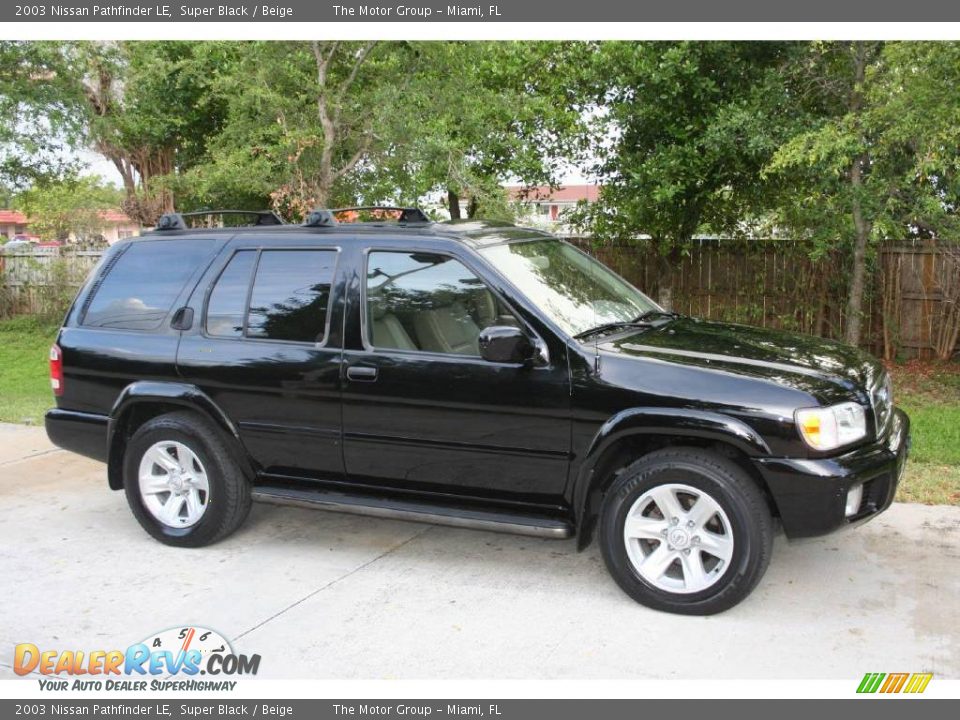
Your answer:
[122,411,252,548]
[599,447,773,615]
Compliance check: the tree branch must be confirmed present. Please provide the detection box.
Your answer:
[332,133,373,181]
[333,41,377,126]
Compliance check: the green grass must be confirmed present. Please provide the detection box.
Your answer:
[0,315,957,504]
[889,362,960,505]
[0,316,59,425]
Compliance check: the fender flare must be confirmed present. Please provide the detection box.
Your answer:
[571,407,771,548]
[106,381,254,489]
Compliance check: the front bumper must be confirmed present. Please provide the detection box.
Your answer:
[753,408,910,539]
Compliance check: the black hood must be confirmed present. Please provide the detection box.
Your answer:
[600,317,882,403]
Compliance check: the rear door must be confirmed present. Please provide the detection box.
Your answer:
[176,236,346,480]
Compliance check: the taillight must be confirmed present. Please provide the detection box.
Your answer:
[50,344,64,396]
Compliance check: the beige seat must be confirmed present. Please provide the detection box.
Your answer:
[471,290,498,329]
[369,299,417,350]
[414,302,481,355]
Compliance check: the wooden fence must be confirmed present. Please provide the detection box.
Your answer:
[568,237,958,360]
[2,240,958,359]
[0,250,103,319]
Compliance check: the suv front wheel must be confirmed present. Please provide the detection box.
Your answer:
[599,447,773,615]
[122,411,252,547]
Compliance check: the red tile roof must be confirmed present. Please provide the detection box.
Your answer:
[0,209,134,225]
[506,184,600,203]
[99,210,134,223]
[0,210,27,224]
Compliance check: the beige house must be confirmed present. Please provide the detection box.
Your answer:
[505,184,601,233]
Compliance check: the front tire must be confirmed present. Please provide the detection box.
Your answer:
[122,412,252,547]
[599,447,773,615]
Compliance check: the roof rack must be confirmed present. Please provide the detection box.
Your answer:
[332,206,431,224]
[155,210,284,231]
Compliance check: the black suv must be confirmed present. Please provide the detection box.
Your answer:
[46,207,909,614]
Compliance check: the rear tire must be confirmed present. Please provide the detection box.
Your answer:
[599,447,773,615]
[122,411,252,547]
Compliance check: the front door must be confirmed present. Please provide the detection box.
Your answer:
[340,244,571,508]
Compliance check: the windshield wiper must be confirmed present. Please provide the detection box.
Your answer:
[574,310,683,341]
[574,321,654,341]
[634,309,683,322]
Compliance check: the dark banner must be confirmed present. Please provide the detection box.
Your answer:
[0,700,957,720]
[6,0,960,23]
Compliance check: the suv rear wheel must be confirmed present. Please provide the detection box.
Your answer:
[599,447,773,615]
[122,411,252,547]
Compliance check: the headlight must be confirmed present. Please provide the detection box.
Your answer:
[795,402,867,451]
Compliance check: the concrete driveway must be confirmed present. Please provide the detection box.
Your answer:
[1,422,957,680]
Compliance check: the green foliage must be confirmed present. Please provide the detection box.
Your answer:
[174,41,583,220]
[767,41,960,248]
[379,42,586,216]
[0,41,87,188]
[571,42,802,248]
[14,175,121,242]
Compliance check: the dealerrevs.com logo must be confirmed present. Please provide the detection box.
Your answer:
[14,626,260,692]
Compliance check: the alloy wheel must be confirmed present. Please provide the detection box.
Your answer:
[622,482,735,594]
[137,440,210,528]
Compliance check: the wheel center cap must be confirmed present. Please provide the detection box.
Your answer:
[169,473,184,492]
[668,528,690,549]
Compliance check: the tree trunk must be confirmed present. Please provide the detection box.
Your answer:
[656,253,675,310]
[447,189,461,220]
[844,153,871,345]
[843,43,873,347]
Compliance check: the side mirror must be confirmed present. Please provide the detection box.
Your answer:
[479,326,536,364]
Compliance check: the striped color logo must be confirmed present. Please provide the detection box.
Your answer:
[857,672,933,694]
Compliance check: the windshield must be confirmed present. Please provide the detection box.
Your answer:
[479,239,659,338]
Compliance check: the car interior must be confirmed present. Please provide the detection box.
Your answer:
[368,287,519,355]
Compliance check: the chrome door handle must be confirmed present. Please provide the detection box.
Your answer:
[346,365,378,382]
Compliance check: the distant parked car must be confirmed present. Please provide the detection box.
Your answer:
[2,239,36,253]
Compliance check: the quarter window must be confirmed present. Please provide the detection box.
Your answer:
[83,240,215,331]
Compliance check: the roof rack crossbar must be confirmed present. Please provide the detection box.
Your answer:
[332,206,431,224]
[180,210,284,226]
[155,209,284,230]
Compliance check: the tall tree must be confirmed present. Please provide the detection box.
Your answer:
[766,41,960,346]
[383,42,585,219]
[572,41,800,307]
[181,41,420,219]
[1,41,228,224]
[0,41,86,188]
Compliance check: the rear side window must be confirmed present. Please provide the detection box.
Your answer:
[205,248,337,344]
[83,240,214,331]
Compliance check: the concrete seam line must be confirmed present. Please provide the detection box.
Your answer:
[231,524,436,643]
[0,448,65,468]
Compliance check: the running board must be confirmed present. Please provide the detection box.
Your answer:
[251,485,573,539]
